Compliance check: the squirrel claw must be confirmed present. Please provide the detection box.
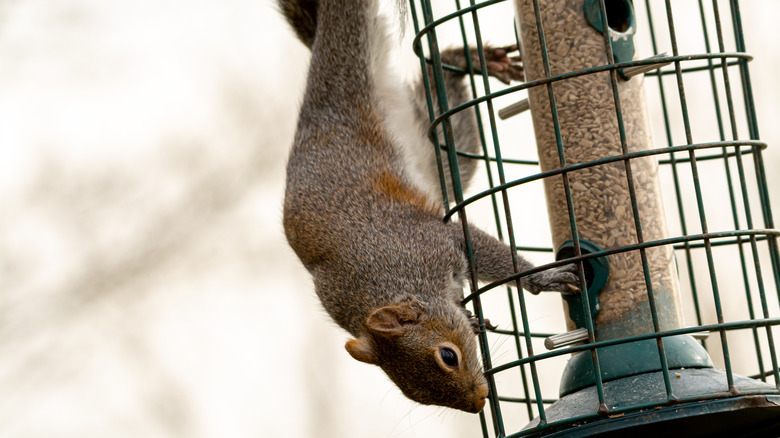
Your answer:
[439,44,524,84]
[464,309,496,334]
[475,44,525,84]
[470,317,496,334]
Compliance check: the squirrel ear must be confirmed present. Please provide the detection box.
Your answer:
[345,337,378,364]
[365,302,423,338]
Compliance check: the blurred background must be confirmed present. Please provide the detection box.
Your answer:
[0,1,777,437]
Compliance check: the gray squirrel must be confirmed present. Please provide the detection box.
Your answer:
[278,0,580,413]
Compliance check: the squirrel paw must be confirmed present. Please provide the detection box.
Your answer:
[462,308,497,334]
[478,44,524,84]
[470,317,496,334]
[439,44,524,84]
[521,263,581,295]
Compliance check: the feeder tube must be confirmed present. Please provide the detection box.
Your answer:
[513,0,684,341]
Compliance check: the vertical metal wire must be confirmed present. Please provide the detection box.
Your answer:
[451,0,538,421]
[595,0,677,403]
[528,0,607,416]
[414,0,506,432]
[466,0,552,428]
[462,4,509,431]
[502,23,545,421]
[728,0,780,317]
[448,4,541,417]
[508,16,540,416]
[408,3,503,433]
[470,0,556,426]
[409,0,451,208]
[710,0,780,388]
[695,0,766,380]
[642,1,707,350]
[664,0,736,393]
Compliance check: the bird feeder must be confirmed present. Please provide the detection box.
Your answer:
[411,0,779,436]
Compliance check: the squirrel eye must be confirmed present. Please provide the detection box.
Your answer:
[439,347,459,367]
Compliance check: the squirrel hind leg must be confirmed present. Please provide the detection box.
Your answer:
[408,44,525,202]
[409,49,482,202]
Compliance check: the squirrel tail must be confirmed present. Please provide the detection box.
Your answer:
[280,0,409,124]
[278,0,406,49]
[277,0,318,48]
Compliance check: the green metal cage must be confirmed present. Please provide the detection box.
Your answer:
[409,0,780,436]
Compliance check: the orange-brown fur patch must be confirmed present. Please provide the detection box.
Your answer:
[374,172,439,215]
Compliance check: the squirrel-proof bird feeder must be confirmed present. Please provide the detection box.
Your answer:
[411,0,780,436]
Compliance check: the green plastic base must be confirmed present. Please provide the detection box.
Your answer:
[560,334,713,396]
[524,368,780,437]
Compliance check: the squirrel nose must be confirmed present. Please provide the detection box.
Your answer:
[472,382,489,412]
[473,396,486,413]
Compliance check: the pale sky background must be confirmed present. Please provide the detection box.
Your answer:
[0,1,778,438]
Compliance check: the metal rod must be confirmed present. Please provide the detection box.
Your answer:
[498,98,530,119]
[545,328,590,350]
[620,52,673,77]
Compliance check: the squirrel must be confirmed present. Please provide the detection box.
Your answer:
[278,0,580,413]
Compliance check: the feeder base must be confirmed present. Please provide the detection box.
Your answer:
[523,368,780,437]
[559,334,713,396]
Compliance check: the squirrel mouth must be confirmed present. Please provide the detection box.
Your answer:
[470,383,489,413]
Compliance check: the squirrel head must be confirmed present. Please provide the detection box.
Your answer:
[345,298,489,413]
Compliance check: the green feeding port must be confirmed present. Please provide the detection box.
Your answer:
[584,0,634,33]
[556,239,609,330]
[584,0,637,78]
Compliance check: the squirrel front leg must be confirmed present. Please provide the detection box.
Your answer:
[449,222,581,295]
[419,47,579,294]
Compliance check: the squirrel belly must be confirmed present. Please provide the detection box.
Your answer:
[278,0,579,414]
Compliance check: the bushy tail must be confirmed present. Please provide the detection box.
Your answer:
[279,0,407,49]
[278,0,318,48]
